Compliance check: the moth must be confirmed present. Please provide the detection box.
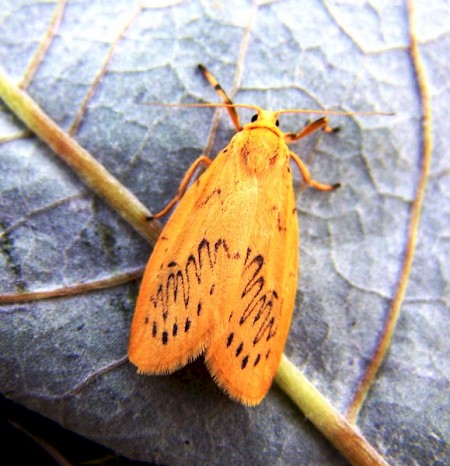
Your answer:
[128,65,339,405]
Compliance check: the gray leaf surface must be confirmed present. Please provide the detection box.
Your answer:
[0,1,449,465]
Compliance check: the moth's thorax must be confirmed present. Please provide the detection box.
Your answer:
[233,122,289,174]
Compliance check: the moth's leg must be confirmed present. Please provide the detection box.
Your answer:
[150,156,212,220]
[287,117,340,191]
[198,64,241,131]
[290,150,340,192]
[284,116,338,143]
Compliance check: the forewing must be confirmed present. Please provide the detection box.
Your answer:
[205,154,299,405]
[128,145,260,374]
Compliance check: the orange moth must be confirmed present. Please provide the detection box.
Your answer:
[128,65,339,405]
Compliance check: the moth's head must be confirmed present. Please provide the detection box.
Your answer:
[245,109,282,135]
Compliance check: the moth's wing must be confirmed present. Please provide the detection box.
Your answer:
[128,145,258,374]
[205,153,299,405]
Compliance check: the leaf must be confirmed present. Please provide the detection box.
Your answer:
[0,1,448,465]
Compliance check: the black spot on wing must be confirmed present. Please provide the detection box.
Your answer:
[241,355,249,369]
[185,317,191,332]
[277,211,287,232]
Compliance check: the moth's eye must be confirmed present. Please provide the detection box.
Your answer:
[275,119,280,127]
[251,114,258,122]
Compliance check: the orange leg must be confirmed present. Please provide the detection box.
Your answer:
[198,64,242,131]
[290,152,340,191]
[150,155,212,220]
[284,116,338,143]
[287,117,340,191]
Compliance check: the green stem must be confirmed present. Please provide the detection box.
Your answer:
[275,355,390,466]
